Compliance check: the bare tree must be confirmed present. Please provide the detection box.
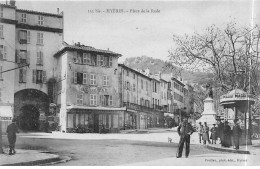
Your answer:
[169,22,260,95]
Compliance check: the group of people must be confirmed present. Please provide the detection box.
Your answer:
[176,116,242,158]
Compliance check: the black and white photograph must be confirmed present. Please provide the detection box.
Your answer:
[0,0,260,166]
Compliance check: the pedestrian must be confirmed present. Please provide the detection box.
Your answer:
[6,118,19,155]
[232,119,241,150]
[217,120,224,144]
[176,116,194,158]
[197,122,203,144]
[222,121,232,147]
[202,122,211,144]
[210,124,218,144]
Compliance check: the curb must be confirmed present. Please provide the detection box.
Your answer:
[1,153,71,166]
[206,145,250,154]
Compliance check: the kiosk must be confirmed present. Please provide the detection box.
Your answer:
[220,88,255,145]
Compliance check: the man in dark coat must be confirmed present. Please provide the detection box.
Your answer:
[222,121,232,147]
[6,118,19,155]
[176,116,194,158]
[210,124,218,144]
[202,122,211,144]
[232,119,241,150]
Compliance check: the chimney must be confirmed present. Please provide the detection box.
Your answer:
[10,0,16,6]
[57,8,60,14]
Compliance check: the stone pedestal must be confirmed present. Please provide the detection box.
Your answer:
[196,97,217,127]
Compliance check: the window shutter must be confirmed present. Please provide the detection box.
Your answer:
[109,95,113,106]
[42,71,46,83]
[100,55,104,66]
[73,52,78,63]
[41,51,44,65]
[15,50,20,63]
[109,56,112,67]
[23,68,27,82]
[26,51,30,64]
[107,76,110,86]
[19,69,23,82]
[97,55,100,66]
[3,46,7,60]
[37,51,40,64]
[100,95,104,105]
[27,31,30,43]
[83,73,87,84]
[32,69,36,83]
[73,72,77,84]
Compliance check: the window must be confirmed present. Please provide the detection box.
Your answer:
[146,81,148,91]
[37,32,43,45]
[0,66,3,80]
[38,15,44,25]
[83,53,90,64]
[102,56,109,67]
[73,72,83,84]
[133,84,136,92]
[21,13,27,23]
[100,95,112,106]
[19,30,30,44]
[18,50,30,64]
[19,68,27,83]
[109,56,113,67]
[109,95,113,106]
[33,70,46,84]
[100,55,104,66]
[141,79,143,89]
[0,25,3,38]
[103,75,110,86]
[90,94,97,106]
[83,73,87,84]
[76,93,83,105]
[36,51,43,65]
[90,74,96,85]
[0,45,7,60]
[0,6,3,18]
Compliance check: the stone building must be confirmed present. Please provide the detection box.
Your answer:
[54,43,124,133]
[118,64,164,129]
[0,1,64,131]
[0,3,16,131]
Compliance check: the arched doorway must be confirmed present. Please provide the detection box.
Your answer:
[14,89,49,131]
[18,105,40,131]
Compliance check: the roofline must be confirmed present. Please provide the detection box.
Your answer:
[16,8,63,18]
[118,64,153,80]
[171,77,185,86]
[54,46,122,57]
[0,3,16,9]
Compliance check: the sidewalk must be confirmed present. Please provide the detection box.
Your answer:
[0,149,66,166]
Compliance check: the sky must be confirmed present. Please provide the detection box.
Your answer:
[9,0,260,62]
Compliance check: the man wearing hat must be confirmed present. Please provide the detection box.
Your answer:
[210,124,218,144]
[6,118,19,155]
[197,122,203,144]
[232,119,241,150]
[176,115,194,158]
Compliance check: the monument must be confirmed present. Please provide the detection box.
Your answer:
[196,84,217,127]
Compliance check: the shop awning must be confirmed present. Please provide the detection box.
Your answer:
[0,106,13,120]
[67,105,126,111]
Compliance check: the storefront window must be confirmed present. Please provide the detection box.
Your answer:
[85,114,89,126]
[67,113,73,128]
[113,114,119,128]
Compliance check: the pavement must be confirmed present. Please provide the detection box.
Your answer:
[0,128,260,166]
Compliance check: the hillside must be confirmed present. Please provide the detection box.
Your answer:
[123,56,212,85]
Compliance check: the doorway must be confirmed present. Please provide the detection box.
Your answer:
[18,105,40,131]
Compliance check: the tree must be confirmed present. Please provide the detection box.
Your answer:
[168,22,260,95]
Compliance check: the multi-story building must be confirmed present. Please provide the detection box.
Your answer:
[0,3,16,131]
[0,1,63,132]
[118,64,164,129]
[54,43,124,133]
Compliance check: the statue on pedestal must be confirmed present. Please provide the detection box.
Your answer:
[206,83,213,99]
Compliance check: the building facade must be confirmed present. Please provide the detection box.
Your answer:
[0,1,63,132]
[0,3,16,131]
[118,64,164,129]
[54,43,123,133]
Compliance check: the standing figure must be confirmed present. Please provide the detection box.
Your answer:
[176,116,194,158]
[222,121,232,147]
[217,120,224,144]
[202,122,211,144]
[232,119,241,150]
[210,124,218,144]
[197,122,203,144]
[6,119,19,155]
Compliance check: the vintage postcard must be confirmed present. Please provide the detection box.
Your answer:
[0,0,259,166]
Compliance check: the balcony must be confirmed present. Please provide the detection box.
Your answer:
[123,102,165,113]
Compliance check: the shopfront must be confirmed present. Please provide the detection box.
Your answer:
[66,106,126,133]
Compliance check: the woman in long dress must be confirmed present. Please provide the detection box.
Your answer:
[222,121,232,147]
